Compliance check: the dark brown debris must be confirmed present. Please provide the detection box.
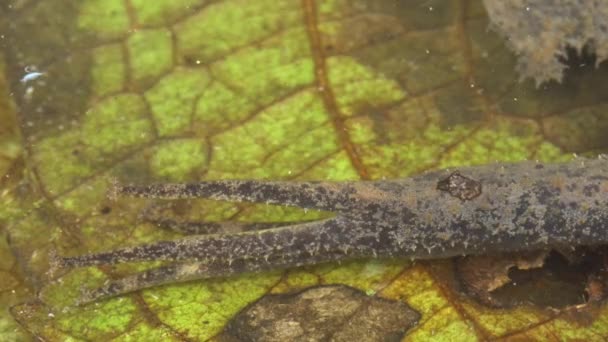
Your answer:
[456,251,549,307]
[456,247,608,309]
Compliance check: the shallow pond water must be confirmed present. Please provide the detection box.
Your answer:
[1,0,608,340]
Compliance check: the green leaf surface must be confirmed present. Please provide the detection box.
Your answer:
[1,0,608,340]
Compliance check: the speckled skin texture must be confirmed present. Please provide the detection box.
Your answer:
[58,159,608,303]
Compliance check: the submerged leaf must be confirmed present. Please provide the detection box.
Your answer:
[2,0,608,340]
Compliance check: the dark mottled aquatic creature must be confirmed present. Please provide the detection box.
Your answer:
[54,158,608,304]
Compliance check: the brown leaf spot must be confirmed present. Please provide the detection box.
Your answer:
[221,285,420,341]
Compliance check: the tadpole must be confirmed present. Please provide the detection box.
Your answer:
[52,158,608,304]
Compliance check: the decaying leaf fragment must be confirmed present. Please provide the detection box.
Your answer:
[456,247,608,309]
[51,158,608,304]
[221,285,420,341]
[484,0,608,85]
[456,251,550,306]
